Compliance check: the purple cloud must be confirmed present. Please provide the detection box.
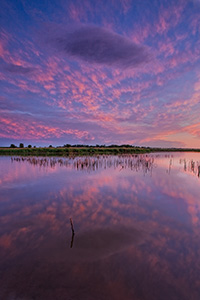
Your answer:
[45,24,150,69]
[4,63,34,74]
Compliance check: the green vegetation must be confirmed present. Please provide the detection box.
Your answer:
[0,144,200,157]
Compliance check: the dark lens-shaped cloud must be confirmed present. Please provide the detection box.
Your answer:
[46,25,150,69]
[4,63,34,74]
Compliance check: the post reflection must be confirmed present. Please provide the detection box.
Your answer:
[10,154,200,179]
[10,155,155,174]
[0,153,200,300]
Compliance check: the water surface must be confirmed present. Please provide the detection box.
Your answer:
[0,153,200,300]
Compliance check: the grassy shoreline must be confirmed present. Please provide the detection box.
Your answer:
[0,146,200,157]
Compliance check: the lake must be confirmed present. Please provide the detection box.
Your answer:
[0,153,200,300]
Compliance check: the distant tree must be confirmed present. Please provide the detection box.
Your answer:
[63,144,71,148]
[49,145,53,148]
[28,144,32,148]
[19,143,24,148]
[33,146,36,148]
[10,144,17,148]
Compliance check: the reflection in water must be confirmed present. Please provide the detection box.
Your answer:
[68,226,145,261]
[11,155,155,174]
[179,158,200,177]
[11,154,200,179]
[70,230,75,249]
[0,153,200,300]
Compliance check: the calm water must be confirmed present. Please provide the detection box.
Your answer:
[0,153,200,300]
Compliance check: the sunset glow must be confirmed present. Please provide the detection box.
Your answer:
[1,0,200,147]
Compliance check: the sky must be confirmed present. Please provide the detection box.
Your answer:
[0,0,200,148]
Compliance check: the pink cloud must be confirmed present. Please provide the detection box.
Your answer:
[0,114,94,141]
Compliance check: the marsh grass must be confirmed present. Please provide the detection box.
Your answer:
[10,155,200,178]
[10,155,156,175]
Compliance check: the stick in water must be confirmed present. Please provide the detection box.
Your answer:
[70,218,75,235]
[70,218,75,248]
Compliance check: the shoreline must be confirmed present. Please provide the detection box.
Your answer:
[0,146,200,157]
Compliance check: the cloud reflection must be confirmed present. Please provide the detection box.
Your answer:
[0,153,200,299]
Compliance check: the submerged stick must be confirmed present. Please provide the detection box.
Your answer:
[70,218,75,248]
[70,231,75,248]
[70,218,75,235]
